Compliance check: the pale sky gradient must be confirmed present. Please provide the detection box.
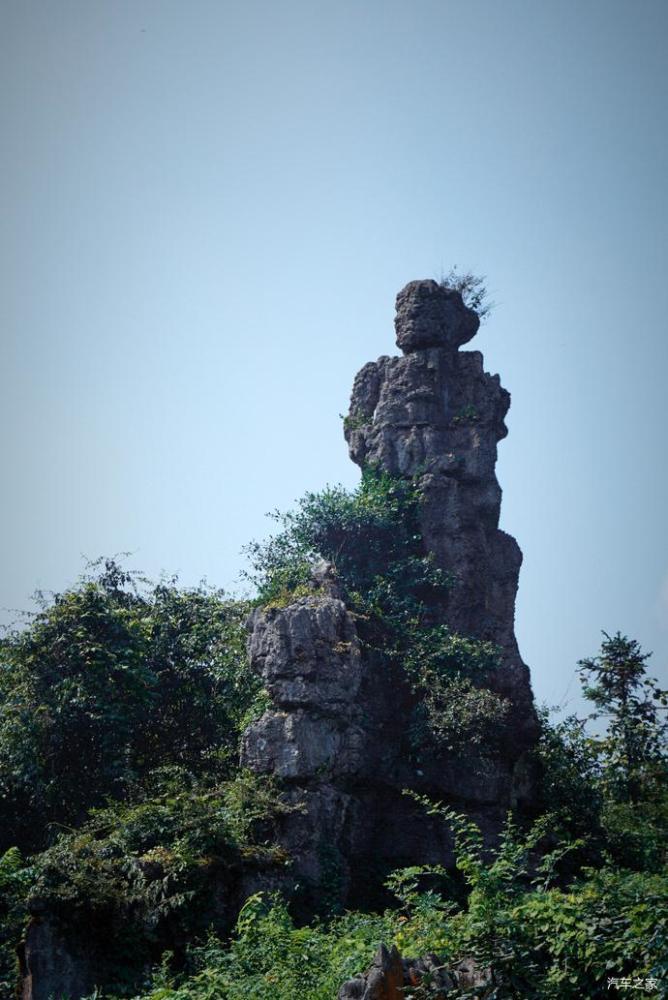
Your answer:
[2,0,667,715]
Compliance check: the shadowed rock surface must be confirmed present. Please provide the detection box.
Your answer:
[337,944,405,999]
[18,913,96,1000]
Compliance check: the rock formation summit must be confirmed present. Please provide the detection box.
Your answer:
[345,279,534,722]
[241,279,538,909]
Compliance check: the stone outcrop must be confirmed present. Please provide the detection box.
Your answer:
[337,944,491,999]
[337,944,405,999]
[240,279,537,909]
[18,913,96,1000]
[344,279,535,740]
[240,595,368,900]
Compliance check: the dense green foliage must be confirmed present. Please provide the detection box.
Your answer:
[0,560,258,853]
[0,562,264,992]
[125,811,667,1000]
[245,468,449,612]
[0,847,33,997]
[121,629,667,1000]
[0,483,666,998]
[25,769,291,995]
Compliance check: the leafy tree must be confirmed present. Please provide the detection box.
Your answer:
[22,768,292,995]
[0,847,33,996]
[0,560,258,853]
[579,632,667,804]
[534,707,604,850]
[536,635,668,872]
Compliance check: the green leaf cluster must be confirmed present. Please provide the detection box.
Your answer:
[0,847,33,996]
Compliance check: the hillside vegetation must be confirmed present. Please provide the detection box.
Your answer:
[1,477,667,998]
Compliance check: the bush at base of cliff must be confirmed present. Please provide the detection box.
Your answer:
[116,829,667,1000]
[113,895,397,1000]
[389,798,667,998]
[23,769,293,997]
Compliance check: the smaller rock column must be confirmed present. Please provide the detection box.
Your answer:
[240,595,369,898]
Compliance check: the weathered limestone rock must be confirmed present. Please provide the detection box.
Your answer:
[338,945,405,1000]
[241,596,369,783]
[246,597,364,716]
[345,279,536,744]
[240,280,538,910]
[337,944,491,999]
[241,596,375,901]
[394,279,479,352]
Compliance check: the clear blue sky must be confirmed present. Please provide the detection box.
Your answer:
[2,0,667,714]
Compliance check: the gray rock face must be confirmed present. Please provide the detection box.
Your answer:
[337,944,491,999]
[345,282,536,740]
[346,348,508,481]
[394,279,479,352]
[241,596,373,900]
[246,597,363,715]
[338,944,405,999]
[242,598,369,785]
[240,280,537,912]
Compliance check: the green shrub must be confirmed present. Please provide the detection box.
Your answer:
[25,769,293,995]
[388,795,668,998]
[0,561,258,853]
[451,404,480,425]
[125,802,667,1000]
[244,468,442,610]
[0,847,33,997]
[438,267,493,322]
[125,893,397,1000]
[534,708,605,850]
[342,412,370,433]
